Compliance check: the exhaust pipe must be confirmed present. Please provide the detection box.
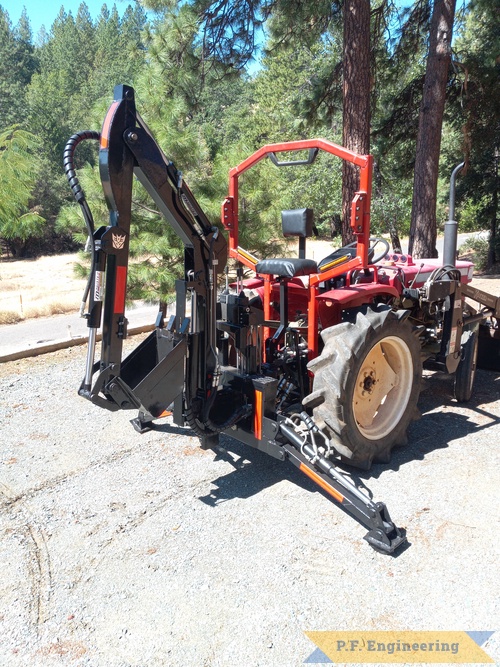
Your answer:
[443,162,465,268]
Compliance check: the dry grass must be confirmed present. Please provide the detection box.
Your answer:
[0,254,86,324]
[0,310,22,325]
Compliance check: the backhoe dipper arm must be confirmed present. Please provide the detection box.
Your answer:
[81,84,226,410]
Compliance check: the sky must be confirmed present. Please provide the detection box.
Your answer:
[1,0,134,36]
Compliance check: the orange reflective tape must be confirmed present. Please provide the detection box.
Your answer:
[100,101,120,150]
[113,265,127,314]
[299,463,344,503]
[254,390,263,440]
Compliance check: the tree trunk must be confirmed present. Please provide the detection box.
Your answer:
[330,213,342,238]
[341,0,371,245]
[409,0,456,259]
[388,220,402,253]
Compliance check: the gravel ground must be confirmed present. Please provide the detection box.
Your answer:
[0,338,499,667]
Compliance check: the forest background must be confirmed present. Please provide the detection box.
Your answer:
[0,0,498,304]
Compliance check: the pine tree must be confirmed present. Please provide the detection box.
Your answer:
[446,0,500,267]
[0,8,37,128]
[89,4,147,102]
[0,126,45,256]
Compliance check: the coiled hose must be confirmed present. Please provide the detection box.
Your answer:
[63,131,101,315]
[185,402,253,438]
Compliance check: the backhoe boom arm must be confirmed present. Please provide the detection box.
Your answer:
[78,84,226,415]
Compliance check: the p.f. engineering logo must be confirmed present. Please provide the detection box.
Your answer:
[304,631,495,663]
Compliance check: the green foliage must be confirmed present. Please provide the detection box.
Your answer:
[253,40,342,141]
[459,235,489,271]
[456,196,491,233]
[57,159,185,303]
[191,34,345,247]
[0,126,45,256]
[371,180,412,241]
[14,2,147,256]
[372,1,429,178]
[0,8,37,128]
[279,157,343,238]
[90,4,147,102]
[2,0,500,284]
[448,0,500,265]
[27,4,146,164]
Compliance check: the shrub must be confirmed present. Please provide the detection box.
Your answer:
[459,236,489,271]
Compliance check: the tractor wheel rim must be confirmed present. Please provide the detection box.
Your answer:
[353,335,413,440]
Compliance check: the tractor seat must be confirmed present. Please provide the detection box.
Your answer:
[256,258,318,279]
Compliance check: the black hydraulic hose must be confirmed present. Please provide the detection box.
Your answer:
[63,131,100,313]
[188,405,253,437]
[185,389,252,438]
[63,131,101,202]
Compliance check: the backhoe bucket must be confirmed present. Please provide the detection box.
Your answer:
[118,328,186,418]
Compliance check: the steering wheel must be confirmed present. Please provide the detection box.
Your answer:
[343,237,390,264]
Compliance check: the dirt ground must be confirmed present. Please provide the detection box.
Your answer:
[0,338,499,666]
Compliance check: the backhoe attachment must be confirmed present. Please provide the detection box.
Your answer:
[64,84,226,424]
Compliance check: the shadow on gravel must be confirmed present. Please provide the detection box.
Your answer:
[356,368,500,482]
[196,368,499,503]
[198,435,314,506]
[197,439,411,557]
[146,369,498,546]
[147,422,197,437]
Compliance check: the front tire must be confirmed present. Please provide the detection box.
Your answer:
[304,305,422,469]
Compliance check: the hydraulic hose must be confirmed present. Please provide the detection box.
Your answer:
[63,131,100,314]
[63,130,101,202]
[185,395,252,438]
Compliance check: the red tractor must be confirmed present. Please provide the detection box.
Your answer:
[65,85,500,553]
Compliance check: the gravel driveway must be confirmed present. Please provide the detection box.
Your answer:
[0,339,499,666]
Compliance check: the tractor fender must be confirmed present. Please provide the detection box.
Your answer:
[317,283,399,328]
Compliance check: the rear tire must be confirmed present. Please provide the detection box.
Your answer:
[454,329,479,402]
[304,305,422,469]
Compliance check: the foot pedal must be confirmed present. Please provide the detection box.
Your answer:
[364,526,407,554]
[130,416,154,434]
[363,502,408,554]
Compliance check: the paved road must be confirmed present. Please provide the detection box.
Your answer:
[403,231,486,256]
[0,302,164,358]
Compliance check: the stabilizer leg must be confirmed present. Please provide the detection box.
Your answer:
[280,421,407,554]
